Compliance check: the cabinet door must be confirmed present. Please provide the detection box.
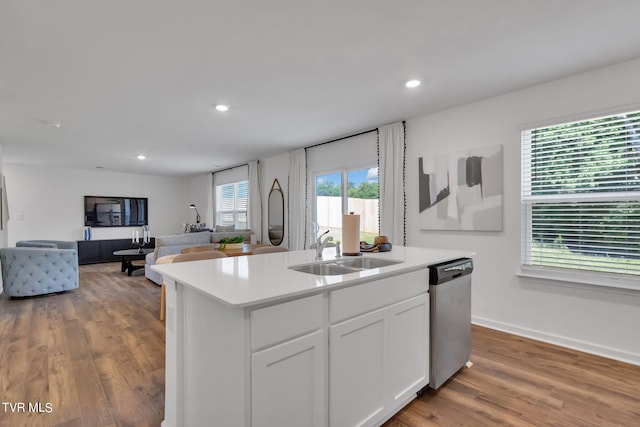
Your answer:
[330,307,388,427]
[252,330,326,427]
[99,239,130,262]
[388,293,429,408]
[77,240,99,264]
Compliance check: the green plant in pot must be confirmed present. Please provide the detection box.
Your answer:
[217,236,245,249]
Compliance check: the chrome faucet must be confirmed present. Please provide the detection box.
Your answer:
[315,229,333,260]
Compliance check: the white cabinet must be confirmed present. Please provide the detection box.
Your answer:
[330,307,388,427]
[252,330,326,427]
[162,267,431,427]
[250,294,326,427]
[329,270,430,427]
[388,294,429,409]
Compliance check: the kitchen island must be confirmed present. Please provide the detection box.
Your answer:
[152,246,473,427]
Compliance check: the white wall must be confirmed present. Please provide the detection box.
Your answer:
[188,173,213,228]
[4,164,191,245]
[405,58,640,364]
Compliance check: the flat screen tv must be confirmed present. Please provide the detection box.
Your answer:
[84,196,148,227]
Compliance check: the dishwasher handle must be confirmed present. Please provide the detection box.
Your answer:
[429,258,473,285]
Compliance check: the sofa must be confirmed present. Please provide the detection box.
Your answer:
[0,240,79,297]
[145,228,255,284]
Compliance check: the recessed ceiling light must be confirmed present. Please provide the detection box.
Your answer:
[137,155,146,160]
[46,121,62,128]
[215,104,230,112]
[405,80,421,88]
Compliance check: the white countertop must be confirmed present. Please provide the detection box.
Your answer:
[152,246,473,308]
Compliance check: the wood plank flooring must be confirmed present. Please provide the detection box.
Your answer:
[0,263,165,427]
[1,262,639,426]
[383,327,640,427]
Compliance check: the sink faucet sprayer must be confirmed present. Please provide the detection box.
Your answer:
[315,229,333,260]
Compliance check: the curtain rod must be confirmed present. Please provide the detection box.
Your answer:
[303,128,378,150]
[210,162,250,176]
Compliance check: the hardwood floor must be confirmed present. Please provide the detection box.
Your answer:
[1,263,638,426]
[0,263,165,427]
[384,327,640,427]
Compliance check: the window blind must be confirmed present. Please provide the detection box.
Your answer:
[521,110,640,277]
[216,181,248,228]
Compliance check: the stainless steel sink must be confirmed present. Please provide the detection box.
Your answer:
[335,258,402,269]
[288,257,402,276]
[289,262,357,276]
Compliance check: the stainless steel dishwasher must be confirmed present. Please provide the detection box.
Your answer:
[429,258,473,389]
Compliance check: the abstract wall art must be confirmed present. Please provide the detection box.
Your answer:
[418,144,503,231]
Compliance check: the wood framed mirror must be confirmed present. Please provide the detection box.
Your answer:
[268,179,285,246]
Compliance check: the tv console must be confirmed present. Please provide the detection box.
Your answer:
[77,238,155,265]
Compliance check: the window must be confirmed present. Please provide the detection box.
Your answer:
[314,166,379,243]
[521,110,640,278]
[216,180,248,229]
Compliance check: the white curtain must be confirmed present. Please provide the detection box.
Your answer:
[247,160,262,241]
[288,148,307,250]
[205,173,214,227]
[379,122,406,245]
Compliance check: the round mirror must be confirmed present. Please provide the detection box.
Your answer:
[268,179,285,246]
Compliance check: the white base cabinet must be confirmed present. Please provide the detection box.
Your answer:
[388,294,430,409]
[330,306,389,426]
[252,330,326,427]
[162,268,430,427]
[330,292,429,427]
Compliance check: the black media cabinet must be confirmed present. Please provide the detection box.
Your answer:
[77,238,156,265]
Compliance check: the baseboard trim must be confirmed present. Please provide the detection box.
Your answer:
[472,316,640,366]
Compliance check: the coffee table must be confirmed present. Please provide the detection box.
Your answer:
[113,248,154,276]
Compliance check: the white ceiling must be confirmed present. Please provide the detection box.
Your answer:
[2,0,640,177]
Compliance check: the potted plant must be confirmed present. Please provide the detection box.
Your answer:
[217,236,245,250]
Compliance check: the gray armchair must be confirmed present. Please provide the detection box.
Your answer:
[1,240,79,297]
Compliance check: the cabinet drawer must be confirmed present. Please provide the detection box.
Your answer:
[251,294,324,351]
[330,269,428,324]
